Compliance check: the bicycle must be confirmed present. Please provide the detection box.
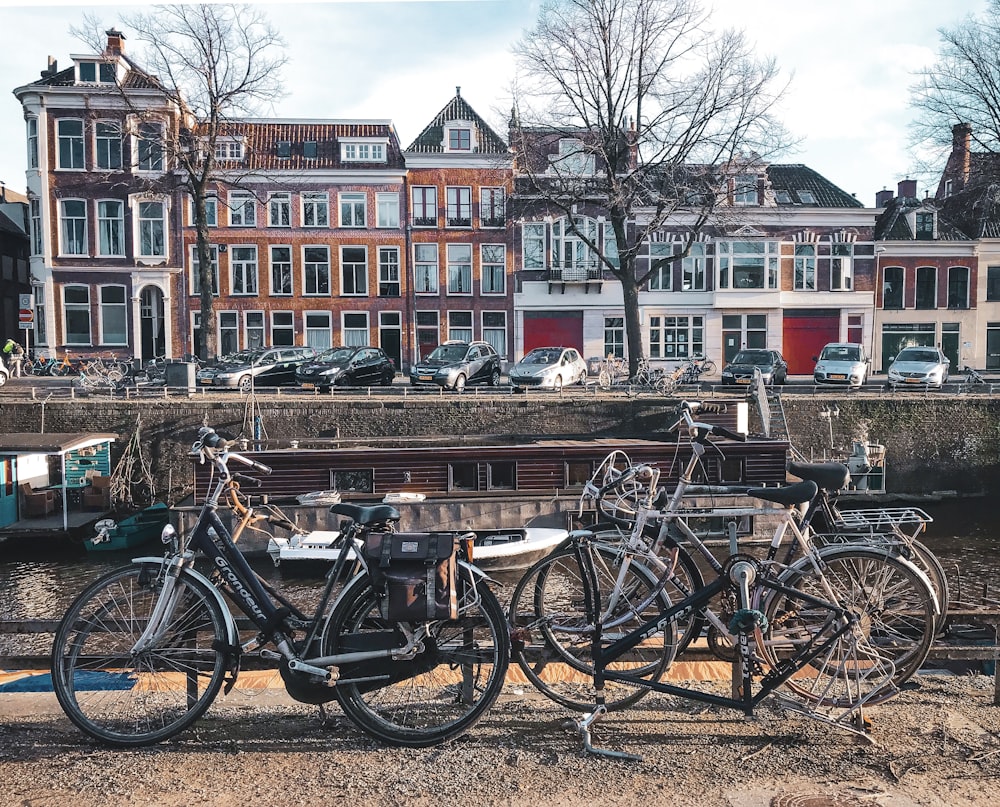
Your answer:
[596,354,629,390]
[677,355,716,384]
[51,426,509,748]
[963,365,985,385]
[508,402,938,715]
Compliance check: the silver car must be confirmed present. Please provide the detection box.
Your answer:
[509,347,587,391]
[813,343,869,388]
[887,346,950,388]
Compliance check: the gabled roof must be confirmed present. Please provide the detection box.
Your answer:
[406,90,508,155]
[874,195,972,242]
[766,165,863,208]
[24,61,162,92]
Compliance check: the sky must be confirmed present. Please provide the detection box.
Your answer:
[0,0,989,207]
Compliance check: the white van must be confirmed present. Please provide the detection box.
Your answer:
[812,342,869,387]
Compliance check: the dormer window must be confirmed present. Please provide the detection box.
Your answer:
[341,141,386,162]
[78,61,116,84]
[775,190,792,204]
[214,139,244,161]
[733,174,758,205]
[449,127,472,151]
[915,211,935,240]
[276,140,291,159]
[303,140,318,159]
[551,139,595,176]
[797,190,816,204]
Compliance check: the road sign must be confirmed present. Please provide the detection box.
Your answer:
[18,293,32,309]
[19,309,33,329]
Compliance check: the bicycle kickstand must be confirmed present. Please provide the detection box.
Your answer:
[576,703,643,762]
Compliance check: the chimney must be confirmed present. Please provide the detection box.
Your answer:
[875,188,894,208]
[897,178,917,199]
[952,122,972,188]
[41,56,57,78]
[105,28,126,56]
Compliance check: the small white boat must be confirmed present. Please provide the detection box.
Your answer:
[266,526,567,572]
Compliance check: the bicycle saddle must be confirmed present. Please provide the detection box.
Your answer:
[787,461,851,491]
[745,480,818,506]
[330,502,401,525]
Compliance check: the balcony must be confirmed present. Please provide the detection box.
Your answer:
[547,262,602,293]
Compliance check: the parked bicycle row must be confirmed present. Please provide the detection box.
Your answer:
[49,403,953,759]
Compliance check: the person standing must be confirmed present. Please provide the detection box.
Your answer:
[3,339,24,377]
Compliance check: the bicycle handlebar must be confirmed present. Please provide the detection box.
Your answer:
[192,427,273,476]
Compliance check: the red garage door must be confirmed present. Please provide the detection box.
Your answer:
[782,310,839,374]
[523,311,584,355]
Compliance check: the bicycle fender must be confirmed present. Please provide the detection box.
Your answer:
[130,557,240,646]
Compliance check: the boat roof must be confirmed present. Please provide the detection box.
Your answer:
[0,433,116,455]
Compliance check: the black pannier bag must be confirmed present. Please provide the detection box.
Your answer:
[363,532,459,621]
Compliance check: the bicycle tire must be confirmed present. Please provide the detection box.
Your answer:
[508,543,675,712]
[701,360,717,375]
[597,370,612,390]
[759,545,936,705]
[324,570,508,747]
[51,563,230,746]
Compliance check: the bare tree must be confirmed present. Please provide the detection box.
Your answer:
[510,0,788,375]
[76,4,287,359]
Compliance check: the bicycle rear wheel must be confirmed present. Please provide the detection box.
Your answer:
[508,543,675,712]
[701,360,717,375]
[324,570,508,747]
[51,563,231,746]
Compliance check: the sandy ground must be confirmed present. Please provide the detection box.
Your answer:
[1,672,998,807]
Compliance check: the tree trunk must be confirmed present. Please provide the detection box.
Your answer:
[621,266,644,378]
[192,194,217,360]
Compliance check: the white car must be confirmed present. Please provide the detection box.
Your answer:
[508,347,587,391]
[813,342,869,388]
[887,346,950,388]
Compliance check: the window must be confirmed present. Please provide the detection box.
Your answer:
[948,266,970,309]
[341,246,368,295]
[231,246,258,295]
[189,196,217,227]
[304,246,330,295]
[733,174,758,205]
[411,186,437,226]
[552,216,598,279]
[331,469,374,493]
[523,223,545,269]
[302,193,329,227]
[97,200,124,256]
[229,192,256,227]
[480,187,505,227]
[26,118,38,169]
[34,286,46,345]
[270,246,293,295]
[775,190,792,204]
[305,311,332,349]
[448,127,472,151]
[191,245,219,296]
[447,243,472,294]
[29,199,41,255]
[341,141,386,162]
[78,61,115,83]
[604,227,620,269]
[136,122,163,171]
[268,193,291,227]
[340,192,366,227]
[276,140,291,159]
[831,243,853,291]
[245,311,265,350]
[99,285,127,345]
[214,140,244,161]
[987,266,1000,302]
[882,266,903,309]
[915,266,937,309]
[218,311,239,356]
[58,119,84,169]
[60,200,87,255]
[482,311,507,357]
[649,316,704,359]
[604,317,624,358]
[64,285,91,344]
[414,244,439,293]
[682,243,706,290]
[481,244,505,294]
[648,243,672,291]
[343,312,369,346]
[553,138,594,175]
[448,310,473,343]
[794,244,816,291]
[798,190,816,204]
[717,240,779,289]
[378,247,400,296]
[446,186,472,227]
[915,211,934,240]
[271,311,294,345]
[138,201,166,258]
[95,121,123,170]
[303,140,318,159]
[487,462,515,490]
[449,463,478,491]
[376,193,399,228]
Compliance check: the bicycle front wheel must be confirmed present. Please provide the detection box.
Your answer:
[701,360,717,375]
[323,570,508,747]
[51,563,231,746]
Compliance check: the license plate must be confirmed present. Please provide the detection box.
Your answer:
[419,375,433,381]
[904,377,922,383]
[830,374,846,380]
[199,378,212,385]
[736,378,751,384]
[301,382,315,390]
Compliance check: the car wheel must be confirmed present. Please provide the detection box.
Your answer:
[237,375,253,393]
[489,368,500,386]
[453,373,467,392]
[380,373,392,386]
[553,375,563,392]
[0,371,7,387]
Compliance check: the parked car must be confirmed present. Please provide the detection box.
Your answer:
[887,346,950,388]
[197,346,317,391]
[0,358,8,387]
[409,340,502,391]
[296,346,395,390]
[813,342,870,388]
[720,349,788,386]
[508,346,587,391]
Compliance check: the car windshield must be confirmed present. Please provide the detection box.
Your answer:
[317,347,354,363]
[732,351,773,366]
[427,344,468,362]
[521,349,561,365]
[820,346,861,361]
[896,348,939,363]
[223,350,257,365]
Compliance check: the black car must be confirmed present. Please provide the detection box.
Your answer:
[296,346,395,390]
[197,346,317,391]
[720,349,788,385]
[409,340,502,391]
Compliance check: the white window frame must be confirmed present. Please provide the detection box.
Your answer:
[733,173,759,205]
[342,312,370,347]
[414,243,439,294]
[340,140,386,162]
[96,199,125,257]
[339,192,366,227]
[214,139,244,161]
[482,310,507,357]
[448,310,473,343]
[244,310,265,350]
[268,192,291,227]
[376,192,400,228]
[682,243,706,291]
[98,284,128,346]
[135,121,164,172]
[794,244,816,291]
[190,244,219,296]
[447,126,472,151]
[716,240,780,290]
[59,198,88,256]
[446,243,473,295]
[304,311,333,350]
[95,120,123,170]
[57,119,85,170]
[271,310,295,346]
[831,243,854,291]
[26,117,38,170]
[480,187,505,228]
[230,245,259,295]
[217,310,239,356]
[135,198,167,260]
[29,198,42,255]
[228,191,256,227]
[63,284,92,345]
[378,246,400,297]
[269,245,293,296]
[188,195,217,227]
[340,245,368,296]
[522,223,545,270]
[302,192,329,227]
[303,245,331,296]
[480,244,506,294]
[411,186,437,227]
[648,315,704,359]
[648,243,672,291]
